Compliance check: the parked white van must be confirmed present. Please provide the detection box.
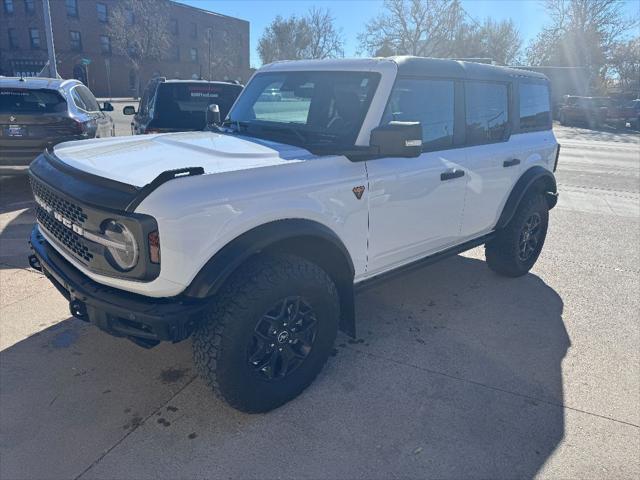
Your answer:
[28,57,559,412]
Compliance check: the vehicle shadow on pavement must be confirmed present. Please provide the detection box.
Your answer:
[0,254,568,479]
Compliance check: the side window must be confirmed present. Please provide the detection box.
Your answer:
[76,85,100,111]
[70,87,87,110]
[384,78,454,150]
[465,82,509,145]
[520,82,551,131]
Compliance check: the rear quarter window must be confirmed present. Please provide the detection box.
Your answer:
[0,88,67,113]
[520,83,551,131]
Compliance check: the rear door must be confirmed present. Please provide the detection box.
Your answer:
[456,81,520,239]
[366,77,467,274]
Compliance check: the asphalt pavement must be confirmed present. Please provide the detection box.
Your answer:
[0,123,638,479]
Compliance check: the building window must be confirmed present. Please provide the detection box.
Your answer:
[3,0,14,14]
[189,22,197,39]
[8,28,19,49]
[96,3,108,23]
[465,82,510,145]
[190,48,198,63]
[69,30,82,51]
[65,0,78,17]
[519,82,551,131]
[172,45,180,61]
[125,8,134,25]
[385,78,455,151]
[169,19,178,35]
[24,0,34,14]
[29,28,40,49]
[100,35,111,54]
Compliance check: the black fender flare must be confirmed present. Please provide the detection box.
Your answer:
[496,166,558,230]
[184,219,357,337]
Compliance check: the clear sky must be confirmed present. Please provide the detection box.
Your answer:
[178,0,640,67]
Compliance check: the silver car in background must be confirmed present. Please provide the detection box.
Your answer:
[0,77,115,175]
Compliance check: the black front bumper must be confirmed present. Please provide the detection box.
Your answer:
[29,226,208,347]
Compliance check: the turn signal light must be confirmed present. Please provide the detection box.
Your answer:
[148,231,160,264]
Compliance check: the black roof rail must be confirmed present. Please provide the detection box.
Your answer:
[125,167,204,212]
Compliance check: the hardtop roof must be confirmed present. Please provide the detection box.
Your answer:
[260,56,548,82]
[391,56,548,81]
[0,76,81,91]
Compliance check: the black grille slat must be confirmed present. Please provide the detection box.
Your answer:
[36,207,94,263]
[30,177,88,225]
[30,176,93,265]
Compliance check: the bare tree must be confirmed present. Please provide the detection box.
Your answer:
[357,0,466,57]
[208,28,241,81]
[257,8,344,64]
[607,37,640,91]
[473,19,523,65]
[305,8,344,59]
[526,0,638,79]
[107,0,172,92]
[358,0,522,64]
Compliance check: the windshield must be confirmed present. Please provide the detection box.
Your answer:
[153,82,243,129]
[0,88,67,113]
[226,71,380,147]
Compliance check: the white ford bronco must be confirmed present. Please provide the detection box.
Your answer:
[28,57,559,412]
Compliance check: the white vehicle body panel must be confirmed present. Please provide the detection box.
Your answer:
[52,132,309,187]
[458,130,558,239]
[365,148,467,274]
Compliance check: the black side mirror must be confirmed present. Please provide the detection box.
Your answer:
[370,121,422,158]
[101,101,114,112]
[123,105,136,115]
[206,103,221,128]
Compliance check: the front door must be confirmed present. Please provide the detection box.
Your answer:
[365,77,467,275]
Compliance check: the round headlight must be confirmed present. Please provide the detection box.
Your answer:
[102,220,138,271]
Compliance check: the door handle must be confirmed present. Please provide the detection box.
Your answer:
[503,158,521,168]
[440,169,465,181]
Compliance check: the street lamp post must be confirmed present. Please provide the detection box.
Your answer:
[41,0,60,78]
[207,28,213,81]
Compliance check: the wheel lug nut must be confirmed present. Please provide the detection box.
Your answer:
[270,343,275,347]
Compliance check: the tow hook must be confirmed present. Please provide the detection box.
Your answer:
[28,254,42,272]
[69,299,89,321]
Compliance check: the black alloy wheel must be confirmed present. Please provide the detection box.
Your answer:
[518,213,542,262]
[248,296,318,380]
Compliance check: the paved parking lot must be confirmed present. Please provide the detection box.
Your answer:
[0,124,638,479]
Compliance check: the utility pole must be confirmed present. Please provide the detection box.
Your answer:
[41,0,60,78]
[207,28,213,81]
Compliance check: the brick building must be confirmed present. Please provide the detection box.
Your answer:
[0,0,250,97]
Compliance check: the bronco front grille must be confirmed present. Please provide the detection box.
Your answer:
[30,176,88,226]
[35,206,94,263]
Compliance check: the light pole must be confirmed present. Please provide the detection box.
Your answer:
[41,0,60,78]
[207,28,213,80]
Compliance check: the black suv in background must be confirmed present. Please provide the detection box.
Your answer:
[124,78,243,135]
[0,77,114,175]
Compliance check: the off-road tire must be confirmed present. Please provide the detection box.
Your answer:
[192,254,339,413]
[485,192,549,277]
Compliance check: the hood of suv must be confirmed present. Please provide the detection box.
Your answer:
[52,131,312,187]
